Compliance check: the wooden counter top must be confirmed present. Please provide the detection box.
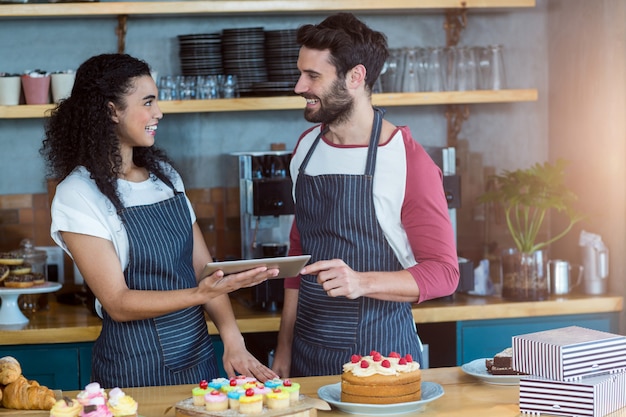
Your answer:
[2,366,626,417]
[0,290,621,346]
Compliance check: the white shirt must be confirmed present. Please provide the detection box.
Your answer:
[51,165,196,271]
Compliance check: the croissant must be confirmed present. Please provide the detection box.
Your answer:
[1,375,56,410]
[0,356,21,385]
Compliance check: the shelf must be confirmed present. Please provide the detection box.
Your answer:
[0,89,538,119]
[0,0,536,18]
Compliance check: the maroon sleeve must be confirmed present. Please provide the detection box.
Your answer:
[400,127,460,302]
[284,209,303,289]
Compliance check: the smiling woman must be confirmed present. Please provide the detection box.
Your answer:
[38,53,280,389]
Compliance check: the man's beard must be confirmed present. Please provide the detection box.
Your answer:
[303,78,353,125]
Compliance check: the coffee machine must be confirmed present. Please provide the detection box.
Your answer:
[232,151,294,311]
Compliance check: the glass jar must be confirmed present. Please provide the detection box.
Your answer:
[501,248,549,301]
[13,238,48,313]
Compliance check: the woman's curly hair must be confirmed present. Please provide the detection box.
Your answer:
[40,53,173,211]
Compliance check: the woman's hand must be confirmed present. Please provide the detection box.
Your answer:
[222,340,279,382]
[198,266,279,298]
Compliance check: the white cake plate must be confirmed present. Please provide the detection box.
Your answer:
[0,282,62,325]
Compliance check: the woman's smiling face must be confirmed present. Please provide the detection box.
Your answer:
[111,75,162,149]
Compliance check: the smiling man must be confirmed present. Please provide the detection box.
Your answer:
[271,13,460,378]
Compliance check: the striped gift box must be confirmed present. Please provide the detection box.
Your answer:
[519,372,626,417]
[512,326,626,381]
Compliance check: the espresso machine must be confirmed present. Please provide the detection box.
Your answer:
[232,151,294,311]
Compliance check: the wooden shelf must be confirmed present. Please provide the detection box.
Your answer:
[0,89,538,119]
[0,0,536,18]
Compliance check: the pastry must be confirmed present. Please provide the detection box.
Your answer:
[341,351,422,404]
[32,272,46,285]
[1,375,56,410]
[280,379,300,404]
[226,389,244,411]
[4,273,35,288]
[191,380,209,406]
[0,252,24,266]
[50,396,82,417]
[9,262,32,275]
[485,347,526,375]
[253,382,271,404]
[204,390,228,412]
[266,388,290,410]
[0,355,22,385]
[107,387,138,417]
[77,382,107,407]
[238,388,263,415]
[0,264,9,283]
[79,402,112,417]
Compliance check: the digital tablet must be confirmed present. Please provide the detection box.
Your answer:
[201,255,311,279]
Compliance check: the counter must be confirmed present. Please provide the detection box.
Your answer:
[1,291,621,345]
[2,366,625,417]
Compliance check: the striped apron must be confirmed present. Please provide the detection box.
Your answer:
[290,108,422,377]
[92,191,218,388]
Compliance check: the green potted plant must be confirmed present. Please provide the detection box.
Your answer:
[478,159,585,300]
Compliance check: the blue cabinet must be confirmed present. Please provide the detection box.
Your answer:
[456,312,620,365]
[0,342,93,391]
[2,335,225,390]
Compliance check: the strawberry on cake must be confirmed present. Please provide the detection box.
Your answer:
[341,351,422,404]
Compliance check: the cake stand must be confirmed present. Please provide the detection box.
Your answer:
[0,282,62,325]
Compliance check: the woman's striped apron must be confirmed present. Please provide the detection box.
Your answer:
[290,108,422,376]
[92,191,218,387]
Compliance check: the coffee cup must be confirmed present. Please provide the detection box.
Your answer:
[547,259,583,295]
[0,75,22,105]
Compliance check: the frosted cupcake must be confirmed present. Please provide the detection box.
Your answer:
[263,378,283,389]
[107,387,138,417]
[238,388,263,414]
[50,397,82,417]
[227,388,245,411]
[79,397,112,417]
[280,380,301,404]
[204,390,228,412]
[192,380,210,406]
[77,382,107,406]
[208,377,229,391]
[266,388,290,410]
[253,383,272,404]
[232,375,257,386]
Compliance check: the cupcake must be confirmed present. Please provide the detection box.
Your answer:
[253,383,272,404]
[77,383,107,407]
[266,388,290,410]
[227,388,245,411]
[192,380,209,406]
[281,379,301,404]
[79,397,112,417]
[204,390,228,412]
[107,387,138,417]
[263,378,283,389]
[50,397,82,417]
[232,375,257,386]
[238,388,263,414]
[208,377,229,391]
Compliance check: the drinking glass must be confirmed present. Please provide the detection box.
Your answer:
[381,48,403,93]
[480,44,506,90]
[454,46,478,91]
[402,48,419,93]
[425,47,446,92]
[158,75,175,101]
[222,74,238,98]
[178,75,197,100]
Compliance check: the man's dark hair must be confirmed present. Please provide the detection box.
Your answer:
[296,13,389,92]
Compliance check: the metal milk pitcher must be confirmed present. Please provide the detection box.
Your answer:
[581,245,609,295]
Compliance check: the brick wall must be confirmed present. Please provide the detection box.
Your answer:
[0,186,242,269]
